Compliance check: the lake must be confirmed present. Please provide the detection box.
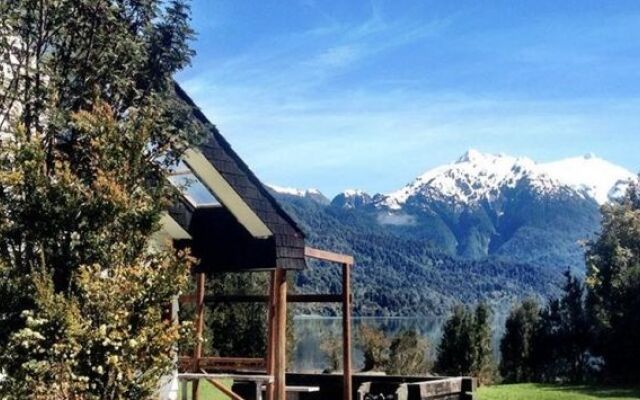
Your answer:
[292,313,508,372]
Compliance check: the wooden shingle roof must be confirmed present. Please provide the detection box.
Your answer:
[169,84,306,272]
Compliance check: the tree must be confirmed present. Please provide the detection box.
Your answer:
[586,177,640,381]
[203,272,269,358]
[558,270,590,382]
[499,299,540,383]
[435,305,473,376]
[530,298,563,382]
[0,1,202,398]
[435,303,497,383]
[387,329,430,375]
[320,334,342,373]
[529,270,590,383]
[357,324,390,372]
[471,303,497,385]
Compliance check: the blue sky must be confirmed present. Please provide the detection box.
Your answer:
[177,0,640,196]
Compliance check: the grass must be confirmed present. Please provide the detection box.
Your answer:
[179,381,640,400]
[478,383,640,400]
[178,379,233,400]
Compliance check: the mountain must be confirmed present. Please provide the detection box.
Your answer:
[268,184,330,205]
[269,151,636,316]
[331,189,374,209]
[381,150,633,210]
[336,151,634,266]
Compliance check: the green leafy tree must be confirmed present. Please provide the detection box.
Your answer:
[357,324,390,372]
[320,333,342,373]
[499,299,540,383]
[0,0,202,398]
[387,329,430,375]
[203,272,268,358]
[435,305,473,376]
[586,177,640,381]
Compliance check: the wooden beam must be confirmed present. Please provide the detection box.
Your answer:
[181,293,345,304]
[273,268,287,400]
[266,271,276,400]
[288,294,343,303]
[201,357,265,369]
[305,247,354,265]
[342,263,353,400]
[178,373,273,383]
[180,356,266,370]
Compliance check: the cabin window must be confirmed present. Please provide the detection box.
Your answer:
[169,160,221,207]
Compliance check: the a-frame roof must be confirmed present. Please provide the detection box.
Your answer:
[168,84,307,273]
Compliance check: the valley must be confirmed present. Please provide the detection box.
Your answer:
[272,150,636,316]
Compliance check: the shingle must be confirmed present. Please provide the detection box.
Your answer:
[172,84,308,272]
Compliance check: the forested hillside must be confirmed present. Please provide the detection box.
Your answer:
[278,192,559,316]
[271,151,635,316]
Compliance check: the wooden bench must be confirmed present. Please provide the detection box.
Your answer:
[358,377,477,400]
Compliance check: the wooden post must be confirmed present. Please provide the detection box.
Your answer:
[342,263,352,400]
[266,270,277,400]
[192,273,206,400]
[273,268,287,400]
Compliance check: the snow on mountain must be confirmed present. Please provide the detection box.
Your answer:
[331,189,373,209]
[538,153,636,204]
[343,189,367,197]
[382,150,635,209]
[268,184,321,197]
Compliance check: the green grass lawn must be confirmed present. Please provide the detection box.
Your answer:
[179,381,640,400]
[178,379,233,400]
[478,384,640,400]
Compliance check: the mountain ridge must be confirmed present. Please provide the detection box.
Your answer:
[266,151,637,316]
[270,150,634,208]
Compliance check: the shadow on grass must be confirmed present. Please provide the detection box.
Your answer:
[548,385,640,399]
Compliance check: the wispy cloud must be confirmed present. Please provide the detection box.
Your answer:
[183,3,452,97]
[179,1,640,196]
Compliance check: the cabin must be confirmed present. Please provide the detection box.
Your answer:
[158,85,356,400]
[157,85,476,400]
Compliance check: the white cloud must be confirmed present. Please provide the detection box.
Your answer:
[177,4,640,196]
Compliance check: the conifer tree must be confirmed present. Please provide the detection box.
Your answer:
[530,271,590,383]
[435,305,473,376]
[530,298,563,381]
[559,270,590,382]
[471,302,496,385]
[499,299,539,383]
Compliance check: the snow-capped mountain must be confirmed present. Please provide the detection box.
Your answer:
[381,150,634,210]
[331,189,374,209]
[271,150,636,268]
[537,154,634,204]
[267,184,329,204]
[269,151,636,315]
